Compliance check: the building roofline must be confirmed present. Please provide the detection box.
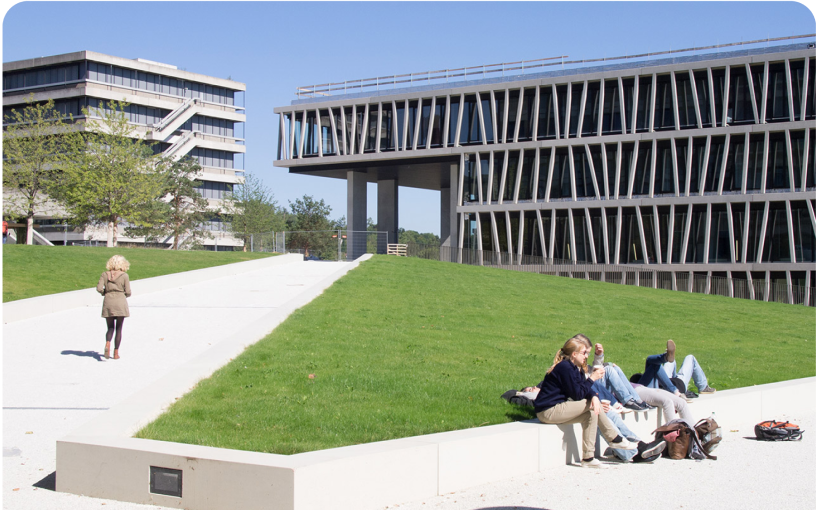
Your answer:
[3,50,245,91]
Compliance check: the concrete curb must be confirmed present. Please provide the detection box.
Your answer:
[3,253,302,324]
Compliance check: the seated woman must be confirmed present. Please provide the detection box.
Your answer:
[533,335,636,468]
[639,340,716,395]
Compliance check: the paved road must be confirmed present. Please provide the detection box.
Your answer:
[3,257,356,510]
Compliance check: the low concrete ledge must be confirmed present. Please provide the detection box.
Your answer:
[56,377,815,509]
[3,253,300,324]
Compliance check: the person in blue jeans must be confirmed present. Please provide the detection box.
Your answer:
[579,336,651,412]
[639,340,716,395]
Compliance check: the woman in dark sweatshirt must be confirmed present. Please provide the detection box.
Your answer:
[533,335,635,468]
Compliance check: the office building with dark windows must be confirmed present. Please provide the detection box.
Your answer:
[3,51,246,249]
[274,39,815,304]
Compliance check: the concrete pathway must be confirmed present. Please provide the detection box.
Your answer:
[3,256,359,510]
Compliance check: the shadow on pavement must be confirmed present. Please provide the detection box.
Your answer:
[61,350,105,362]
[33,471,56,491]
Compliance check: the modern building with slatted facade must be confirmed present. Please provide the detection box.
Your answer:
[3,51,246,249]
[273,39,816,304]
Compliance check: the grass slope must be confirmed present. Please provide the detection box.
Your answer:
[136,255,816,454]
[2,245,274,302]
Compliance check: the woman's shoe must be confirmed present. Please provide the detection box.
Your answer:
[608,438,636,450]
[113,349,120,360]
[103,342,111,359]
[580,458,603,468]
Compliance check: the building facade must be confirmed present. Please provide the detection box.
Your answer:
[273,42,816,301]
[3,51,246,249]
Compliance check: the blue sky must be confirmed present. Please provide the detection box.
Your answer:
[3,1,815,235]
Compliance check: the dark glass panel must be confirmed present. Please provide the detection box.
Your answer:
[518,89,536,141]
[750,64,765,121]
[429,99,445,148]
[676,71,696,129]
[746,202,766,262]
[492,152,504,202]
[622,78,635,131]
[723,135,746,192]
[537,86,557,139]
[417,100,430,148]
[709,204,731,263]
[762,202,791,262]
[493,91,505,143]
[573,146,595,198]
[333,109,344,154]
[807,130,815,188]
[509,214,520,255]
[523,211,541,256]
[589,145,605,198]
[792,201,816,262]
[571,210,590,262]
[601,80,623,135]
[395,103,406,150]
[766,132,789,190]
[556,85,569,138]
[731,202,745,262]
[675,138,689,195]
[581,81,601,136]
[495,212,509,253]
[632,143,652,196]
[553,210,570,260]
[711,68,726,126]
[654,140,674,195]
[727,66,754,124]
[640,206,657,263]
[446,97,459,147]
[765,63,788,122]
[568,83,583,137]
[550,147,571,200]
[619,207,643,264]
[480,95,493,144]
[807,59,816,120]
[671,204,689,263]
[693,70,712,127]
[635,76,652,132]
[365,104,378,152]
[463,154,478,203]
[790,130,805,190]
[462,213,478,251]
[541,210,553,257]
[653,74,675,130]
[790,60,805,120]
[685,204,708,263]
[619,142,635,197]
[503,151,520,201]
[537,148,551,200]
[746,134,765,190]
[480,153,490,203]
[657,205,671,263]
[605,208,618,262]
[605,144,617,198]
[589,208,605,263]
[320,109,335,155]
[303,111,319,156]
[518,151,535,201]
[506,90,520,141]
[703,136,726,193]
[479,212,492,251]
[459,95,479,145]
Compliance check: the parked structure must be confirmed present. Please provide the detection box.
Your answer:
[274,38,816,303]
[3,51,246,249]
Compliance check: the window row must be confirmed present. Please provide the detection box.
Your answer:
[461,200,816,265]
[188,147,239,169]
[3,63,80,90]
[85,98,168,126]
[182,115,236,138]
[460,129,816,205]
[279,58,816,159]
[194,180,233,199]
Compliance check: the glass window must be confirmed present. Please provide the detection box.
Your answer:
[550,148,571,200]
[503,150,520,201]
[675,138,688,195]
[620,207,643,264]
[522,211,542,257]
[303,111,318,156]
[640,206,657,263]
[518,89,536,141]
[556,85,569,138]
[537,86,557,139]
[765,62,788,122]
[479,95,493,144]
[693,70,711,127]
[807,130,815,188]
[731,202,745,262]
[766,132,789,190]
[380,104,395,151]
[479,154,490,203]
[601,80,623,135]
[653,74,675,130]
[622,78,635,131]
[479,213,492,253]
[573,210,591,263]
[320,109,334,155]
[632,143,652,196]
[745,202,766,262]
[671,204,689,263]
[619,142,635,197]
[492,152,504,202]
[791,200,815,262]
[727,66,754,124]
[493,91,505,143]
[395,103,405,151]
[745,134,765,190]
[568,83,583,137]
[537,148,551,200]
[635,76,652,132]
[343,107,354,155]
[605,144,617,199]
[685,204,707,263]
[495,212,509,253]
[518,150,535,201]
[703,136,726,193]
[417,100,430,148]
[460,95,480,145]
[790,130,805,190]
[654,140,673,195]
[807,59,816,120]
[676,71,696,129]
[709,204,731,263]
[573,146,595,198]
[589,145,605,198]
[711,68,726,126]
[581,81,601,136]
[723,135,746,192]
[762,202,791,262]
[789,60,805,120]
[588,208,605,263]
[462,155,478,203]
[605,208,617,263]
[656,205,671,263]
[506,90,520,141]
[404,101,417,150]
[553,210,570,260]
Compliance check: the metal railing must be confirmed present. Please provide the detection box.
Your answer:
[403,243,815,307]
[295,34,815,98]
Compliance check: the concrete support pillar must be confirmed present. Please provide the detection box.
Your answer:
[440,163,459,262]
[377,179,398,254]
[347,171,368,260]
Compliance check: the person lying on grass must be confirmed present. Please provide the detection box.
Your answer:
[637,339,717,396]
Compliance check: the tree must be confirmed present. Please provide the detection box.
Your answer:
[2,95,74,244]
[125,156,211,249]
[223,172,284,251]
[286,195,334,257]
[58,100,164,247]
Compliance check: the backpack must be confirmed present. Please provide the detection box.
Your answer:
[754,420,804,441]
[694,417,722,456]
[654,419,716,460]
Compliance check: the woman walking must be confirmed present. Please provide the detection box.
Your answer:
[533,335,636,468]
[97,255,131,360]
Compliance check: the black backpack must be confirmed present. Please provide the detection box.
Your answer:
[755,420,804,441]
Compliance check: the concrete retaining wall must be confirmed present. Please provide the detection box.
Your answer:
[3,253,300,324]
[56,377,814,509]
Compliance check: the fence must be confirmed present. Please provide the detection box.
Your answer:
[250,230,388,261]
[402,243,815,307]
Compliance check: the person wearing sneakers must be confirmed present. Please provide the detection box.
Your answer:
[580,338,652,413]
[96,255,132,360]
[533,335,637,468]
[639,340,716,396]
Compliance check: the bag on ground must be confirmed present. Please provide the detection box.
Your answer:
[694,417,723,455]
[754,420,804,441]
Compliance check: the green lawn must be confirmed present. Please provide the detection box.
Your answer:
[136,255,816,455]
[2,245,276,302]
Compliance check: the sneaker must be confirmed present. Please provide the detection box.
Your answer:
[699,386,717,394]
[638,439,667,459]
[685,389,699,399]
[666,339,676,363]
[674,390,693,403]
[580,458,603,468]
[624,399,650,412]
[612,403,630,415]
[608,438,636,450]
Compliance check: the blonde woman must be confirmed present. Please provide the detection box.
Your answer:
[96,255,132,359]
[532,335,636,468]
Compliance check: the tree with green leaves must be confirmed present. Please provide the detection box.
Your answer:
[2,95,74,244]
[125,156,211,249]
[223,172,284,251]
[286,195,334,258]
[58,100,164,247]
